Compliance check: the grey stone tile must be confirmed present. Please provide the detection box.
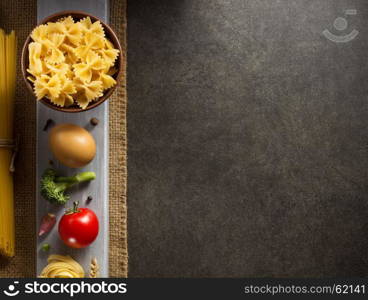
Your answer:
[127,0,368,277]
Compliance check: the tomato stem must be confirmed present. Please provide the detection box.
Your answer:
[73,201,79,213]
[65,201,81,215]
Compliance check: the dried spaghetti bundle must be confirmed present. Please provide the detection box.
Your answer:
[0,29,16,257]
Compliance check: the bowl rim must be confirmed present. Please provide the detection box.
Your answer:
[21,10,123,113]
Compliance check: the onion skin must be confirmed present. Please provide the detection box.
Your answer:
[38,213,56,236]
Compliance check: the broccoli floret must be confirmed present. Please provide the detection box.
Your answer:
[40,168,96,205]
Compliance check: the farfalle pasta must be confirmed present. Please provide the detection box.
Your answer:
[27,16,119,108]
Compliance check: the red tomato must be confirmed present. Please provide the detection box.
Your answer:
[58,202,99,248]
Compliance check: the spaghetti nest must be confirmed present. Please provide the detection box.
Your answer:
[39,254,85,278]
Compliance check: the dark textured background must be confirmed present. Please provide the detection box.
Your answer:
[127,0,368,277]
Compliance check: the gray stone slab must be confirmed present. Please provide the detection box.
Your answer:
[36,0,109,277]
[128,0,368,277]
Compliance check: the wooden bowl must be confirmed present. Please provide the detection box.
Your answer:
[21,11,123,113]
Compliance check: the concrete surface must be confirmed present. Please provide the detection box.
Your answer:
[127,0,368,277]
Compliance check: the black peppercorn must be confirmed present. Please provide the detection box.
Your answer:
[43,119,54,131]
[90,118,99,126]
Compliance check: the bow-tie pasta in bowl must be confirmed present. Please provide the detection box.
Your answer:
[21,11,123,112]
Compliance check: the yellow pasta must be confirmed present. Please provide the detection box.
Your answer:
[74,78,103,109]
[97,48,119,67]
[79,16,104,37]
[39,255,85,278]
[30,24,48,43]
[52,76,76,107]
[27,16,119,108]
[60,16,75,28]
[34,74,61,100]
[28,42,43,75]
[44,33,65,64]
[98,73,116,90]
[0,29,16,258]
[44,62,71,77]
[73,50,106,82]
[61,43,79,65]
[74,31,105,61]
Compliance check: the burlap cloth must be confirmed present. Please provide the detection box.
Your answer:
[0,0,128,277]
